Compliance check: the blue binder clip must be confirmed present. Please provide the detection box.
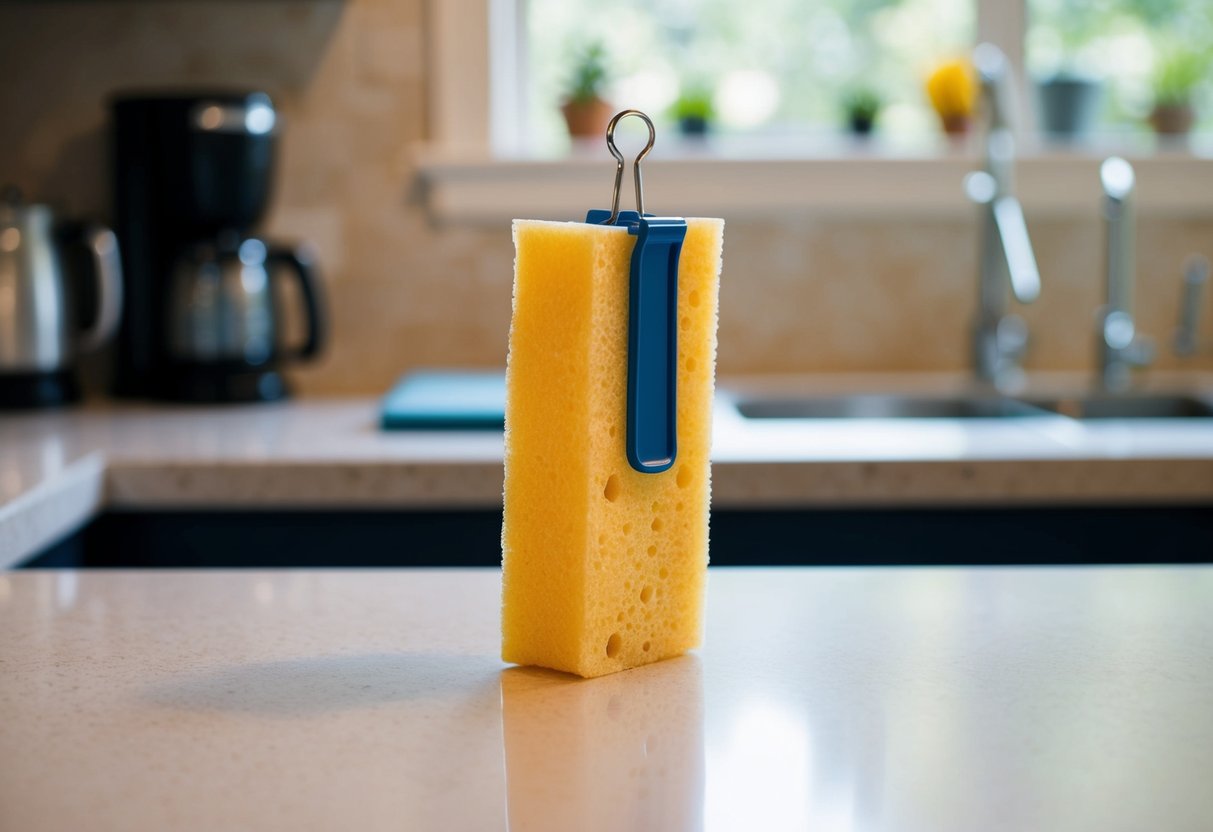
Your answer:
[586,110,686,474]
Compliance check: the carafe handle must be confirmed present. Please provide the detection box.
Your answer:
[267,244,325,360]
[77,225,123,352]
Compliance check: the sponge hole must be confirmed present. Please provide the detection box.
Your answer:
[642,641,651,652]
[675,466,692,488]
[640,585,653,603]
[685,357,697,372]
[647,544,657,557]
[659,567,669,579]
[606,633,622,658]
[680,315,690,330]
[651,517,663,532]
[604,474,621,502]
[689,289,701,308]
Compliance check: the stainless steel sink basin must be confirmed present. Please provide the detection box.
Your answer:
[735,394,1049,420]
[1025,394,1213,419]
[735,391,1213,420]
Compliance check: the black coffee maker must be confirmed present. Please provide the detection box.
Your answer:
[111,91,325,402]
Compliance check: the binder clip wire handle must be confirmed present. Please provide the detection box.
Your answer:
[585,109,685,475]
[601,109,656,226]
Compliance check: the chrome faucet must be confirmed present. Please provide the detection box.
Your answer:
[966,43,1041,392]
[1097,157,1154,391]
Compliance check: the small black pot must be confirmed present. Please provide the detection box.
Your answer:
[678,115,709,136]
[848,114,875,135]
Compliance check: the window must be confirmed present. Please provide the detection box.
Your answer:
[515,0,1212,153]
[1027,0,1213,138]
[525,0,974,154]
[419,1,1212,224]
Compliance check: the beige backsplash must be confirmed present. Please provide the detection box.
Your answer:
[2,0,1211,396]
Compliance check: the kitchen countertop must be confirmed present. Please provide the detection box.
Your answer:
[4,373,1213,567]
[1,566,1209,831]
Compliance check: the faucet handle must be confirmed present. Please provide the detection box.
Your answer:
[964,173,1041,305]
[1174,255,1210,357]
[992,196,1041,304]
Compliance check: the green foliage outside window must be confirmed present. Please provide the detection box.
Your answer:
[526,0,1211,152]
[1028,0,1212,131]
[528,0,972,153]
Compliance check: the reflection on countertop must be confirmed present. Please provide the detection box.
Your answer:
[502,659,703,832]
[0,567,1210,831]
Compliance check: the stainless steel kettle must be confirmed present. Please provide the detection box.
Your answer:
[0,188,123,407]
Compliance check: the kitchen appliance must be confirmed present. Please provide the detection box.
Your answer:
[0,189,123,408]
[111,90,325,402]
[168,236,322,401]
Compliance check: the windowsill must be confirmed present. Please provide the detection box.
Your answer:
[413,137,1213,226]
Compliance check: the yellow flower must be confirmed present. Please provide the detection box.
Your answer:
[926,58,977,119]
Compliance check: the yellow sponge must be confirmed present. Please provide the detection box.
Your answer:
[501,217,723,678]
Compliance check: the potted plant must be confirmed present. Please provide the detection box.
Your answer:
[1149,46,1207,136]
[926,58,975,136]
[842,87,882,136]
[670,85,715,136]
[561,41,614,139]
[1033,6,1103,140]
[1038,70,1102,140]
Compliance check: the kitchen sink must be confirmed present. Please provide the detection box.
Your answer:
[1025,394,1213,419]
[735,391,1213,420]
[735,394,1049,420]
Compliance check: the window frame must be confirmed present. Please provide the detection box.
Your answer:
[418,0,1212,225]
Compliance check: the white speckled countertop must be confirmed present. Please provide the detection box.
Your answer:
[4,373,1213,567]
[0,567,1209,831]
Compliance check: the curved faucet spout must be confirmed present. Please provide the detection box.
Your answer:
[968,43,1041,390]
[973,42,1013,131]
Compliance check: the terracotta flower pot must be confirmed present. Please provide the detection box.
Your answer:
[938,113,970,136]
[1150,103,1195,135]
[561,98,615,139]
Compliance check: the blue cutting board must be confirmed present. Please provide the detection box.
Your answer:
[380,370,506,430]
